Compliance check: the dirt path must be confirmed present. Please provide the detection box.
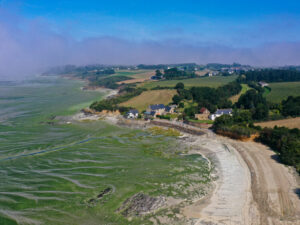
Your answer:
[231,140,300,225]
[183,132,300,225]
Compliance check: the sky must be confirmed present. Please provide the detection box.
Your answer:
[1,0,300,79]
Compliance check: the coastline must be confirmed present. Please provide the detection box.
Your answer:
[71,86,300,225]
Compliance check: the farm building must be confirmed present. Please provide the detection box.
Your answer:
[125,109,139,119]
[258,81,269,87]
[195,107,210,120]
[209,108,233,120]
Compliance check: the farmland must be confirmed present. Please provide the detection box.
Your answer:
[229,84,251,103]
[265,81,300,102]
[116,70,155,84]
[120,89,177,112]
[255,117,300,129]
[139,75,238,89]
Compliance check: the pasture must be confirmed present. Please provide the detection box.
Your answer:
[140,75,238,89]
[120,89,177,112]
[266,82,300,102]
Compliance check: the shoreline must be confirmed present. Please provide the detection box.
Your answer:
[71,87,300,224]
[73,111,300,224]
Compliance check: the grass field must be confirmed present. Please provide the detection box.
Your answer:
[114,70,155,84]
[229,84,251,103]
[266,82,300,102]
[120,89,177,112]
[139,75,238,89]
[255,117,300,129]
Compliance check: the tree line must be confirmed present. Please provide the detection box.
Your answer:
[244,69,300,82]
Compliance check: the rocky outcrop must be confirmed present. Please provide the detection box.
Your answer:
[117,193,165,217]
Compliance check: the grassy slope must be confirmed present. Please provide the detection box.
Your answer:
[266,81,300,103]
[229,84,251,103]
[120,89,177,112]
[255,117,300,129]
[139,75,238,89]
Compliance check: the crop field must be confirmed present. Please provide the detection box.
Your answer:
[114,70,152,77]
[229,84,251,103]
[266,81,300,102]
[255,117,300,129]
[116,70,155,84]
[140,75,238,89]
[120,89,177,112]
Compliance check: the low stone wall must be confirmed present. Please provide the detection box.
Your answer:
[150,120,206,136]
[184,120,212,129]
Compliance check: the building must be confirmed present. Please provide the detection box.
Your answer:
[208,71,219,77]
[147,104,166,117]
[258,81,269,87]
[165,105,177,114]
[144,111,156,119]
[209,108,233,120]
[195,107,210,120]
[125,109,139,119]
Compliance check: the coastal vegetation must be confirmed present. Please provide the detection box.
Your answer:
[258,126,300,174]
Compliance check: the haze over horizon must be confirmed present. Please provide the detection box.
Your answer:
[1,0,300,80]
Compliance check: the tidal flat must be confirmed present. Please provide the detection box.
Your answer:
[0,77,211,225]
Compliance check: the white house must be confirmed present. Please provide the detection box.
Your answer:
[126,109,139,119]
[258,81,269,87]
[209,108,233,120]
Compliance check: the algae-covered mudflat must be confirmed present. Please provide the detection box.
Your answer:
[0,77,210,225]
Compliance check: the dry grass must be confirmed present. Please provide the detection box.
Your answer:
[195,69,210,76]
[255,117,300,129]
[117,71,155,84]
[119,89,177,112]
[229,84,251,103]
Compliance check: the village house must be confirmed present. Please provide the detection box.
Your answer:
[209,108,233,120]
[208,71,219,77]
[258,81,269,87]
[147,104,166,117]
[195,107,210,120]
[125,109,139,119]
[165,105,177,114]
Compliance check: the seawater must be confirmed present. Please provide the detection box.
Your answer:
[0,77,209,225]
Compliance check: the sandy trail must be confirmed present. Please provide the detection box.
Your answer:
[231,140,300,225]
[183,132,300,225]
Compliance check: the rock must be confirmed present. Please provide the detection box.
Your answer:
[117,193,165,217]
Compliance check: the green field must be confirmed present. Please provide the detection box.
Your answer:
[140,75,238,89]
[266,82,300,102]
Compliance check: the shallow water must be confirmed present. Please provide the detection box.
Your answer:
[0,76,209,225]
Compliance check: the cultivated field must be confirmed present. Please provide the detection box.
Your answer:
[255,117,300,129]
[266,81,300,102]
[140,75,238,89]
[229,84,251,103]
[115,70,155,84]
[120,89,177,112]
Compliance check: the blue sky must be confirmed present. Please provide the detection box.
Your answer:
[1,0,300,79]
[4,0,300,46]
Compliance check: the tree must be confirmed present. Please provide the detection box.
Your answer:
[172,95,182,104]
[175,82,184,90]
[155,69,163,77]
